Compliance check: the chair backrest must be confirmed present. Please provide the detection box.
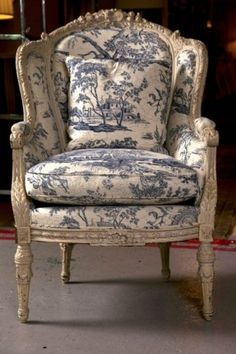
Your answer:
[16,9,208,169]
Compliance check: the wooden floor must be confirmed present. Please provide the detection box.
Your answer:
[0,144,235,239]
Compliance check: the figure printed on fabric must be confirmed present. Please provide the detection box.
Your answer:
[54,28,172,152]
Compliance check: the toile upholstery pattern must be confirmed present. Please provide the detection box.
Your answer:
[65,54,171,152]
[11,9,219,322]
[25,149,199,205]
[23,23,205,212]
[31,205,198,230]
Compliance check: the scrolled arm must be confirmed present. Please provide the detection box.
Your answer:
[10,121,32,149]
[194,117,219,147]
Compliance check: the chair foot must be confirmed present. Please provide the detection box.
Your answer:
[18,309,29,323]
[15,244,33,323]
[61,274,70,283]
[203,312,213,321]
[161,269,171,282]
[60,243,74,283]
[159,243,171,281]
[197,241,215,321]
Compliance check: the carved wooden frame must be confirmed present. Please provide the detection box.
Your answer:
[10,9,219,323]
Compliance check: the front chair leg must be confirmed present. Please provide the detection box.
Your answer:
[60,243,74,283]
[197,241,215,321]
[159,242,171,281]
[14,244,33,323]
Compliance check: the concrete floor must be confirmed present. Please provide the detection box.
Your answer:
[0,241,236,354]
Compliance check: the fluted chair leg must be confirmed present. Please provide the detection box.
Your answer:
[15,244,33,323]
[197,241,215,321]
[60,243,74,283]
[159,242,171,281]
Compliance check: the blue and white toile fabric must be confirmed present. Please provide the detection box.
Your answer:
[65,56,171,152]
[25,149,199,205]
[22,26,205,176]
[20,23,208,231]
[31,204,198,230]
[52,28,173,150]
[23,53,62,170]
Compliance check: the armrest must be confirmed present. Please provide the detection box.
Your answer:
[10,121,31,149]
[10,119,63,170]
[167,123,206,168]
[167,117,219,167]
[193,118,219,239]
[166,117,218,209]
[194,117,219,147]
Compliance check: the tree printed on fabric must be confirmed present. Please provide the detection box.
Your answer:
[103,71,148,127]
[172,50,196,115]
[32,205,198,230]
[54,27,173,151]
[69,60,109,128]
[25,148,199,205]
[94,206,141,229]
[64,28,171,66]
[67,58,149,132]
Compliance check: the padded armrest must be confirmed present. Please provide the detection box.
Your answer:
[194,117,219,147]
[167,117,218,166]
[10,121,31,149]
[166,116,218,206]
[166,116,217,201]
[10,119,63,170]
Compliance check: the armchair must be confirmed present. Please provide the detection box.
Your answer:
[11,9,219,323]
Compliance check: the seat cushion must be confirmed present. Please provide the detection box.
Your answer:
[25,149,199,205]
[31,205,198,231]
[65,56,171,152]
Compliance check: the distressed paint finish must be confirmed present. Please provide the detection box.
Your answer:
[197,242,215,320]
[14,245,33,323]
[10,9,219,323]
[60,243,74,283]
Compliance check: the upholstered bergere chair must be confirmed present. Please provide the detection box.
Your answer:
[11,9,218,323]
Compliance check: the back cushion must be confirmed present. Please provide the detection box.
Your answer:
[53,27,173,152]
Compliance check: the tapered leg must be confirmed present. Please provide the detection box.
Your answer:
[14,244,33,323]
[60,243,74,283]
[197,241,215,321]
[159,242,171,281]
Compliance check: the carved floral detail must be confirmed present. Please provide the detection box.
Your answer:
[194,117,219,146]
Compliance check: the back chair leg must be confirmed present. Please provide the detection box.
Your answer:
[60,243,74,283]
[197,241,215,321]
[159,242,171,281]
[14,244,33,323]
